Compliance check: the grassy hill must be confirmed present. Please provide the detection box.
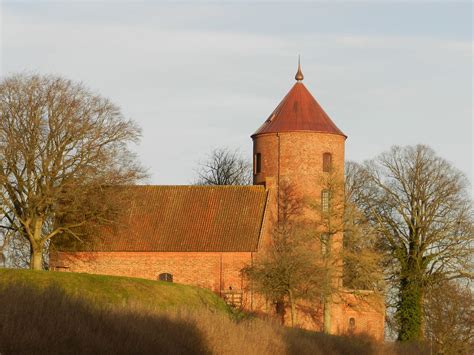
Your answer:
[0,269,420,355]
[0,268,230,313]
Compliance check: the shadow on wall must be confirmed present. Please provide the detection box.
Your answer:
[0,284,211,355]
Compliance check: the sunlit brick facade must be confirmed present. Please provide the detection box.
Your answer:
[51,64,384,340]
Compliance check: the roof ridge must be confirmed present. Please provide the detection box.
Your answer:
[127,184,266,190]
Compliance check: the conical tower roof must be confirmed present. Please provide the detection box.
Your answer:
[252,63,346,138]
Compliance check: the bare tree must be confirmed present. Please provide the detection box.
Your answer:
[311,167,384,333]
[5,234,33,269]
[0,74,146,270]
[0,234,6,267]
[246,170,384,330]
[243,182,325,327]
[350,145,473,342]
[195,147,252,185]
[344,162,385,292]
[424,280,473,354]
[0,209,34,268]
[307,170,345,333]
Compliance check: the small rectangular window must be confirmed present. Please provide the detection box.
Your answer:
[323,153,332,172]
[321,190,330,212]
[159,273,173,282]
[254,153,262,174]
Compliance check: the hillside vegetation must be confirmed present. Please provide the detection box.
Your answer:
[0,268,229,313]
[0,269,426,355]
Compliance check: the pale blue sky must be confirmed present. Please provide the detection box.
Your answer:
[1,1,472,185]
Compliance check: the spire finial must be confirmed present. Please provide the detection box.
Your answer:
[295,55,304,82]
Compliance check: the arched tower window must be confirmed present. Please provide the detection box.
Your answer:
[321,190,331,212]
[158,273,173,282]
[323,153,332,172]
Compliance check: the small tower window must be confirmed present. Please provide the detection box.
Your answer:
[254,153,262,174]
[321,190,331,213]
[158,273,173,282]
[323,153,332,172]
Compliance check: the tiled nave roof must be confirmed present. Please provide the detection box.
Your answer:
[59,185,268,252]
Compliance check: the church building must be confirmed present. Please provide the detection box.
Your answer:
[51,63,384,340]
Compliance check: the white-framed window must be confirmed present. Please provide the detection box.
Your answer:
[321,190,331,212]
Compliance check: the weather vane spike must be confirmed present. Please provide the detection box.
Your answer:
[295,55,304,81]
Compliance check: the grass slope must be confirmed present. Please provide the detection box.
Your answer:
[0,268,230,314]
[0,269,426,354]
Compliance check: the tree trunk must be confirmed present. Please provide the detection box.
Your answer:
[288,290,296,327]
[276,299,286,325]
[30,247,43,270]
[30,218,44,270]
[397,276,423,341]
[323,295,331,333]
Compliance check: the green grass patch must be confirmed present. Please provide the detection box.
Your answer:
[0,268,230,314]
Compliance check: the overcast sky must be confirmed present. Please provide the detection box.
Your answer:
[1,1,472,185]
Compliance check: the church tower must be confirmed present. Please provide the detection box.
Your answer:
[251,61,347,331]
[252,60,346,224]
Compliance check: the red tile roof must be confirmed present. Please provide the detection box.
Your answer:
[61,185,268,252]
[252,82,346,137]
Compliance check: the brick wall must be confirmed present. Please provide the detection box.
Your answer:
[50,251,253,303]
[253,131,346,273]
[331,292,385,341]
[251,290,384,340]
[253,131,345,193]
[252,131,385,340]
[51,249,384,339]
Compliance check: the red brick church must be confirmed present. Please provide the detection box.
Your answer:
[51,63,385,340]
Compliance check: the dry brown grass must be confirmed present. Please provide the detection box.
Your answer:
[0,283,210,354]
[0,283,427,354]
